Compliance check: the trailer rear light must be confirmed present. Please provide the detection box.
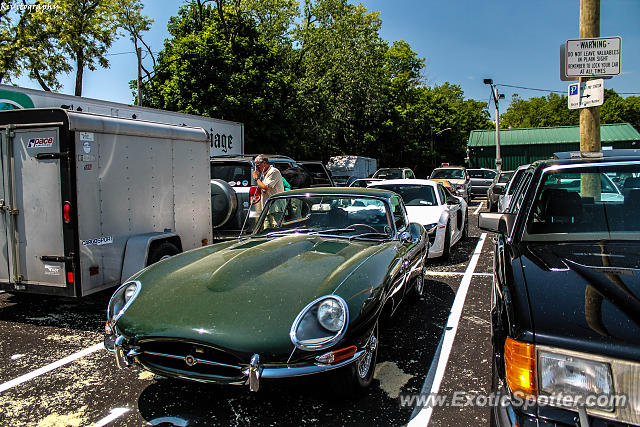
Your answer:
[89,266,99,276]
[201,238,209,246]
[67,272,74,283]
[63,202,71,223]
[504,337,537,397]
[249,185,261,205]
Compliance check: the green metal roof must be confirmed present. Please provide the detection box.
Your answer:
[468,123,640,147]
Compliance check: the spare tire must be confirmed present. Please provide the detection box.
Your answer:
[211,179,238,228]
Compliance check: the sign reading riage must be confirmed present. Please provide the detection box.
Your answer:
[568,79,604,110]
[565,37,621,77]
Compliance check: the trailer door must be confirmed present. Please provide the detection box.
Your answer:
[0,127,66,287]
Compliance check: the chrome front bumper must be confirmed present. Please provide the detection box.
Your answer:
[105,333,364,391]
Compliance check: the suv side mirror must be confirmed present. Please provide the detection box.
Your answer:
[478,212,515,235]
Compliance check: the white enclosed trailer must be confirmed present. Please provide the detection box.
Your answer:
[0,108,212,297]
[0,84,243,157]
[326,155,377,185]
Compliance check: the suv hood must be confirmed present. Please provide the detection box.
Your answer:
[521,242,640,360]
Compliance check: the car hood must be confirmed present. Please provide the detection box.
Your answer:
[521,242,640,360]
[117,235,387,355]
[405,205,444,226]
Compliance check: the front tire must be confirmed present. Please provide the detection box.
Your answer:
[411,265,426,299]
[332,324,378,395]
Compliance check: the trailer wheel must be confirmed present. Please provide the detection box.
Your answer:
[211,179,238,228]
[147,242,180,266]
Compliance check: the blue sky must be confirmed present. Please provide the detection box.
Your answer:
[14,0,640,120]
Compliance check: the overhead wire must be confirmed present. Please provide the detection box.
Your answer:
[496,83,640,96]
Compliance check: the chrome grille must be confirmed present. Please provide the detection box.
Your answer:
[137,339,245,380]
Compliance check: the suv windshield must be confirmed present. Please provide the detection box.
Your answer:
[211,161,252,187]
[374,169,404,179]
[524,164,640,241]
[254,195,393,238]
[431,169,465,180]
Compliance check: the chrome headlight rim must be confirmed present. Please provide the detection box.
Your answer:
[106,280,142,326]
[289,295,349,351]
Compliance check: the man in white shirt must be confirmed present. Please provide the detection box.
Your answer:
[252,155,285,226]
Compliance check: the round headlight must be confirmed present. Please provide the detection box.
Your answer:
[290,295,349,351]
[124,283,137,303]
[317,299,345,332]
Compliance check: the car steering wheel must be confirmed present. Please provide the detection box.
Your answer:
[346,223,378,232]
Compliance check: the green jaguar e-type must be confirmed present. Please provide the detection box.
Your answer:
[104,188,428,393]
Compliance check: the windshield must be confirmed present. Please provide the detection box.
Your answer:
[374,169,403,179]
[211,162,252,187]
[254,195,393,238]
[506,170,525,194]
[431,168,464,180]
[524,164,640,241]
[372,184,437,206]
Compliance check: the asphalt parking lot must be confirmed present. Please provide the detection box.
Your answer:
[0,199,495,427]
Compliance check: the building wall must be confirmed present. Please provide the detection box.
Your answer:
[468,140,638,171]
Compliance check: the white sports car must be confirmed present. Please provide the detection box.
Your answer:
[369,179,468,259]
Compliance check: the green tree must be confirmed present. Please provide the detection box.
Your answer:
[141,1,293,152]
[290,0,388,159]
[0,0,151,95]
[499,89,640,131]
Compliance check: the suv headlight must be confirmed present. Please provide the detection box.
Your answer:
[107,280,141,326]
[538,351,614,411]
[290,295,348,351]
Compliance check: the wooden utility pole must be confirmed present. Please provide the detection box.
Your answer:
[579,0,600,152]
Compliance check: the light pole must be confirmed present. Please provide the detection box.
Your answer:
[483,79,505,171]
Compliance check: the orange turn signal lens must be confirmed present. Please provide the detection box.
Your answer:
[504,337,537,397]
[315,345,357,365]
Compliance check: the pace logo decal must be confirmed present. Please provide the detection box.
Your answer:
[44,264,61,276]
[27,137,54,148]
[82,236,113,246]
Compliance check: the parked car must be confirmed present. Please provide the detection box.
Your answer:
[210,155,300,239]
[429,166,470,202]
[486,170,514,212]
[467,168,497,198]
[349,178,383,188]
[497,164,529,212]
[105,187,428,395]
[372,168,416,180]
[369,179,467,259]
[429,178,455,194]
[479,151,640,427]
[299,161,335,187]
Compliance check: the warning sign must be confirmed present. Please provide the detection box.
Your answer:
[565,37,621,78]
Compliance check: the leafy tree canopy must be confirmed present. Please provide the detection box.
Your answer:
[500,89,640,132]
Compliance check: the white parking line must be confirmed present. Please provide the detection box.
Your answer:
[89,407,130,427]
[0,342,103,393]
[408,233,487,427]
[473,201,484,215]
[425,271,492,277]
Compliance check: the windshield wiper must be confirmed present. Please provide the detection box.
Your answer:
[264,228,315,237]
